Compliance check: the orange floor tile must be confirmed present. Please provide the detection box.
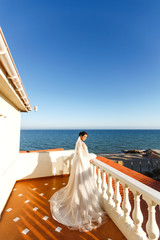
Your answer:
[0,175,126,240]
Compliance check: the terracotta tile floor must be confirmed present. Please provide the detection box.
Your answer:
[0,175,126,240]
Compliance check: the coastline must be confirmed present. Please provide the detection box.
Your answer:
[99,149,160,178]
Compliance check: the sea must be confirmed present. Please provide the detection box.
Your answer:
[20,129,160,154]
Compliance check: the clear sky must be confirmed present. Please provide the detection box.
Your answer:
[1,0,160,129]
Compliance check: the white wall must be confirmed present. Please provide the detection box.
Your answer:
[0,92,21,217]
[15,150,74,180]
[0,92,21,175]
[0,149,74,216]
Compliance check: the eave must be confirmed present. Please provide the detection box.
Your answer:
[0,27,31,112]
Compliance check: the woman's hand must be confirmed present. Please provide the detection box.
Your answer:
[90,159,93,163]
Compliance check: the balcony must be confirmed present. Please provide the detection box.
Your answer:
[0,175,126,240]
[0,150,160,240]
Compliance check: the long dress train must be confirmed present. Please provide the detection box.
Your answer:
[50,137,108,232]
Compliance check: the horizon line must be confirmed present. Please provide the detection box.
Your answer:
[20,128,160,130]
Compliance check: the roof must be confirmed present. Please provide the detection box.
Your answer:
[0,27,31,112]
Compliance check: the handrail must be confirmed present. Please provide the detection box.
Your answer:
[93,158,160,204]
[91,158,160,240]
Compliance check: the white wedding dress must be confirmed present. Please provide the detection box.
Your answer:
[50,137,108,232]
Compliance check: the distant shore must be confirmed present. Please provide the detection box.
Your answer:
[99,149,160,173]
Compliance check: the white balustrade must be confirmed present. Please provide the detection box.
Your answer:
[102,170,107,199]
[144,197,160,240]
[131,190,146,238]
[122,184,133,226]
[97,167,102,192]
[107,173,115,207]
[91,158,160,240]
[114,178,123,216]
[93,164,97,183]
[66,159,70,173]
[90,162,94,175]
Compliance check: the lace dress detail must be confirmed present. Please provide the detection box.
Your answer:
[50,137,108,232]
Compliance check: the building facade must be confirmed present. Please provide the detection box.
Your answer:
[0,28,31,215]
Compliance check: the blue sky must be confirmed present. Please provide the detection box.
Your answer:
[1,0,160,129]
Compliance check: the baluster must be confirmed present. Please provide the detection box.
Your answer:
[66,159,70,173]
[93,164,97,183]
[90,162,94,175]
[132,191,146,237]
[71,158,73,168]
[114,178,123,216]
[145,200,159,240]
[107,173,115,207]
[53,167,56,176]
[122,184,133,225]
[97,167,102,193]
[102,170,108,199]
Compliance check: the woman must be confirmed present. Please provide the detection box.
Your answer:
[50,131,108,232]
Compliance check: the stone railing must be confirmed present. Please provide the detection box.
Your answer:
[91,159,160,240]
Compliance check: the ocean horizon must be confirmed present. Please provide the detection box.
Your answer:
[20,129,160,154]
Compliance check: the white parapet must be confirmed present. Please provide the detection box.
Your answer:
[91,159,160,240]
[0,149,74,217]
[15,150,75,180]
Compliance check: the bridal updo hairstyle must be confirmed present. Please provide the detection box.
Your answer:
[79,131,87,136]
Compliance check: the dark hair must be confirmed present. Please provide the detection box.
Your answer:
[79,131,87,136]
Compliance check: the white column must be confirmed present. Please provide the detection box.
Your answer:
[132,191,146,237]
[122,184,133,226]
[107,173,115,207]
[66,159,70,173]
[93,164,97,183]
[97,167,102,193]
[102,170,108,199]
[114,178,123,216]
[146,200,159,240]
[90,162,94,175]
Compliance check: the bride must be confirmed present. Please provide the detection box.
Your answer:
[50,131,108,232]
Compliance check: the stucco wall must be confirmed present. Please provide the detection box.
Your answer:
[0,149,74,216]
[0,92,21,217]
[15,150,75,180]
[0,92,21,175]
